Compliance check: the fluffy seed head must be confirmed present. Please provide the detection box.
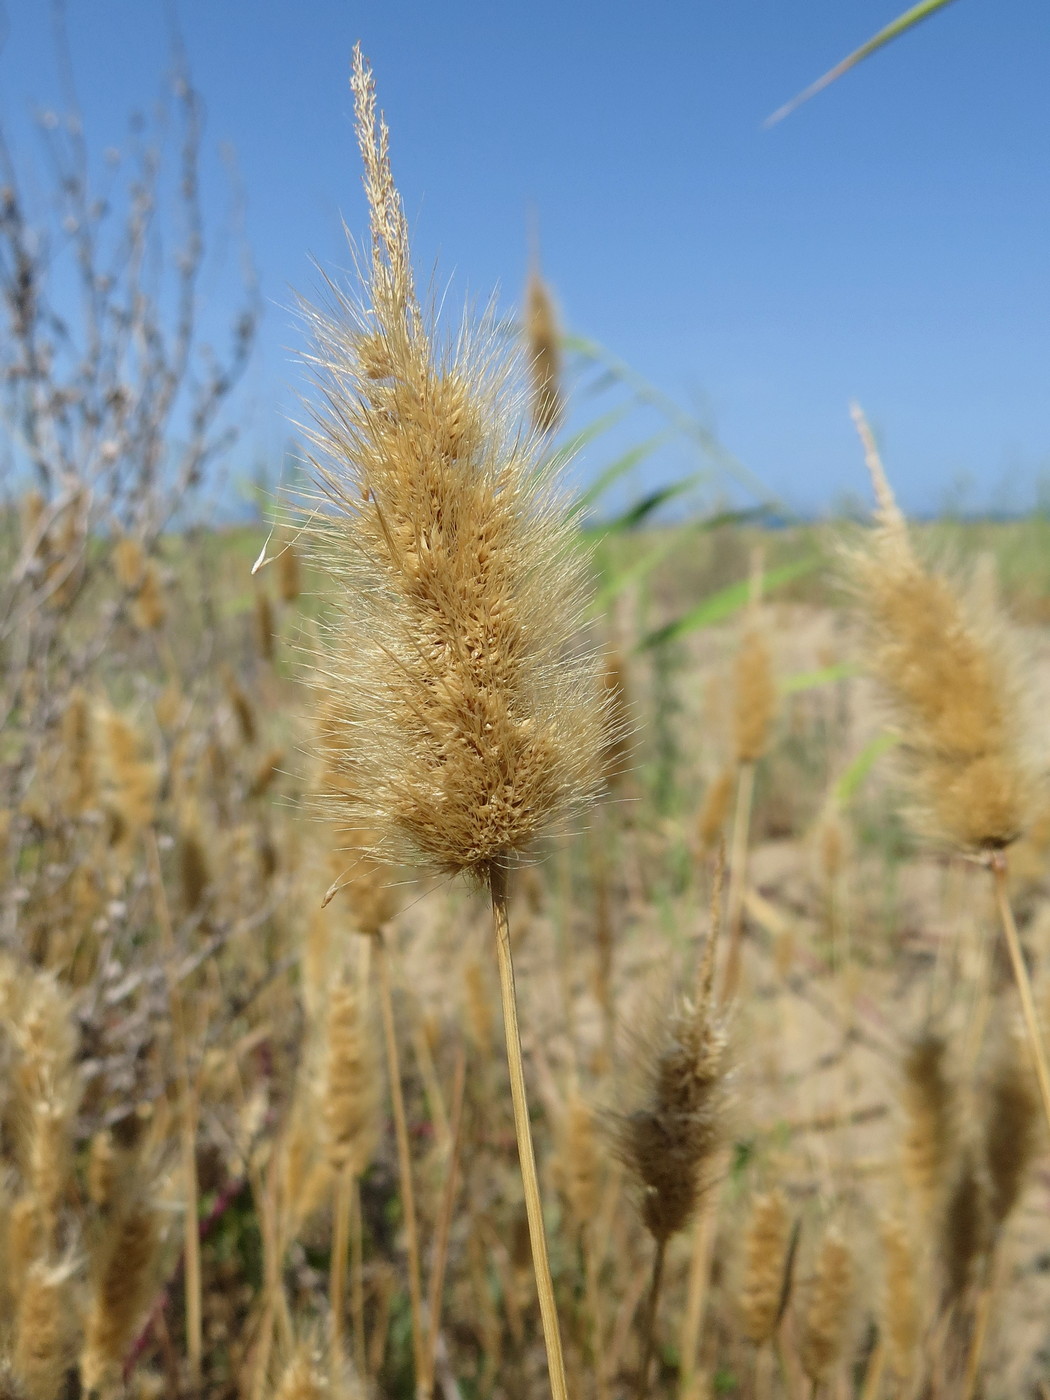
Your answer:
[799,1230,853,1384]
[901,1032,957,1216]
[983,1026,1040,1229]
[848,445,1036,851]
[738,1189,792,1345]
[881,1217,919,1380]
[296,47,607,881]
[523,257,562,436]
[733,627,776,764]
[322,974,380,1176]
[13,1258,78,1400]
[81,1196,162,1394]
[939,1147,989,1306]
[614,923,728,1244]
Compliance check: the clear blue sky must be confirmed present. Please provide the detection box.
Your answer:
[3,1,1049,517]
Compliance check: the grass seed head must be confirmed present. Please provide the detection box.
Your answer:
[296,47,608,882]
[902,1031,957,1216]
[733,626,776,765]
[13,1257,78,1400]
[849,457,1036,851]
[523,257,562,436]
[614,922,727,1244]
[738,1189,792,1345]
[799,1229,853,1385]
[983,1024,1040,1229]
[881,1217,920,1379]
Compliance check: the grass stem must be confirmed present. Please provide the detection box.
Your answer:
[489,864,569,1400]
[374,928,428,1396]
[991,855,1050,1138]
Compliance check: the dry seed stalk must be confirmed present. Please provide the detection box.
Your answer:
[849,405,1050,1138]
[295,45,610,1400]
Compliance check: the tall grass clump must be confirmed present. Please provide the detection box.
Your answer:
[295,46,610,1400]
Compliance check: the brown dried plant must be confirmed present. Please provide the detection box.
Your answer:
[850,403,1050,1138]
[292,45,610,1400]
[524,252,563,437]
[738,1189,792,1347]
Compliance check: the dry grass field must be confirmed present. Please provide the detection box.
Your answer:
[2,43,1050,1400]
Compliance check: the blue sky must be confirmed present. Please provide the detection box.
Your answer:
[3,1,1049,517]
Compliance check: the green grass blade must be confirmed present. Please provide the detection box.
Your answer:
[637,555,821,651]
[765,0,962,128]
[779,661,858,695]
[570,429,676,519]
[834,733,898,806]
[603,472,705,532]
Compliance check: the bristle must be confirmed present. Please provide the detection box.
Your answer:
[524,258,563,436]
[881,1217,920,1380]
[984,1026,1041,1229]
[848,461,1033,851]
[733,627,776,765]
[738,1190,791,1345]
[296,46,608,881]
[901,1032,957,1215]
[798,1230,853,1385]
[12,1258,78,1400]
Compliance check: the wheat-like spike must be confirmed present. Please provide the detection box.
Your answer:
[939,1147,990,1308]
[561,1091,600,1233]
[80,1195,162,1395]
[12,1258,78,1400]
[733,626,776,765]
[984,1025,1041,1229]
[901,1031,957,1216]
[848,434,1034,852]
[738,1190,791,1346]
[296,47,607,884]
[799,1230,853,1385]
[881,1216,920,1381]
[524,252,563,436]
[322,975,380,1178]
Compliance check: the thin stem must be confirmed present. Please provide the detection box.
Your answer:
[489,864,569,1400]
[351,1175,366,1380]
[422,1044,467,1399]
[146,833,201,1395]
[635,1237,667,1400]
[721,760,756,1002]
[991,856,1050,1138]
[678,1180,720,1392]
[374,929,428,1396]
[330,1165,353,1374]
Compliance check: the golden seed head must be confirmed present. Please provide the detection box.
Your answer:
[849,459,1035,851]
[733,626,776,764]
[323,975,380,1175]
[939,1147,990,1305]
[696,768,733,852]
[296,46,608,882]
[524,260,562,436]
[983,1025,1040,1229]
[881,1217,920,1379]
[799,1230,853,1384]
[901,1031,957,1215]
[738,1189,791,1345]
[615,955,727,1244]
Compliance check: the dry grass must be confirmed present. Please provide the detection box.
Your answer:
[2,51,1050,1400]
